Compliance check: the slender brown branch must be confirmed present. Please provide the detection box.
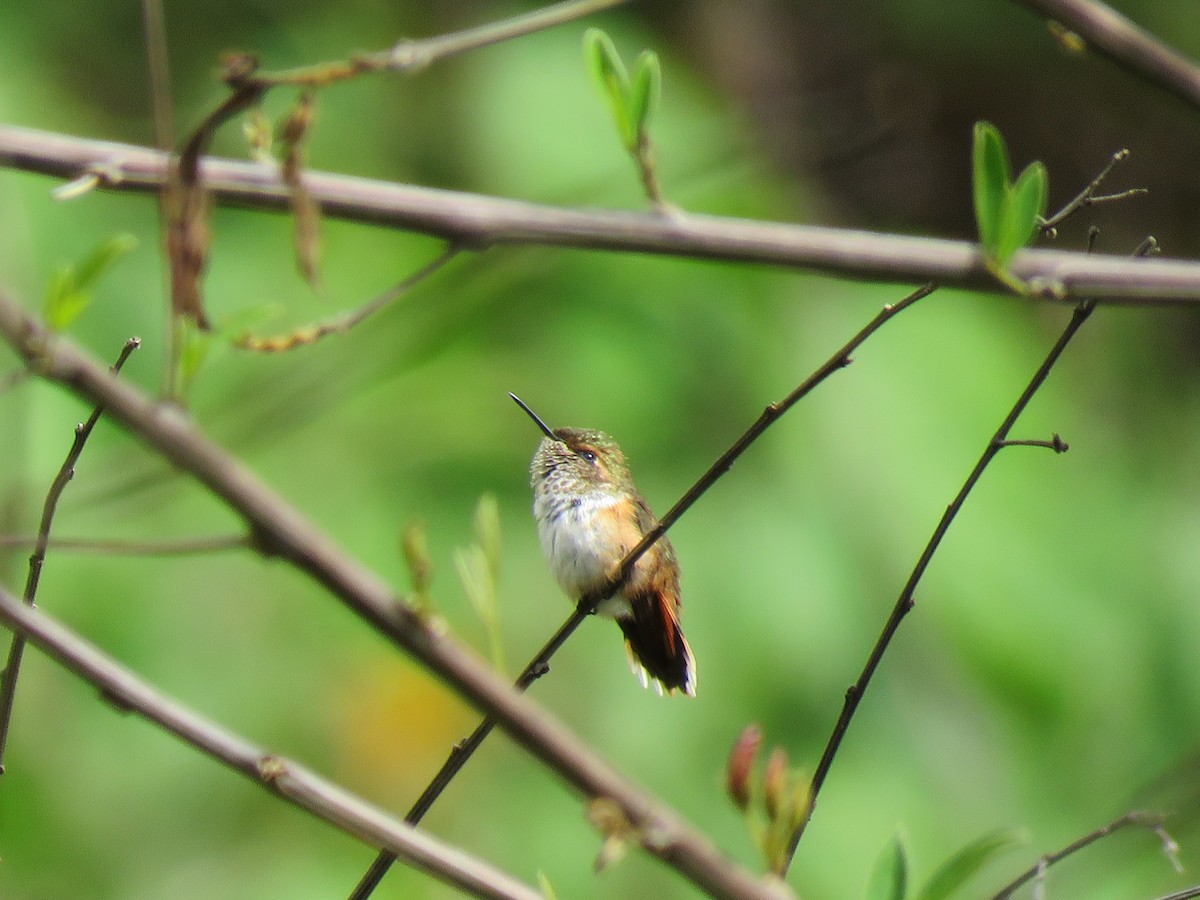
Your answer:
[6,126,1200,303]
[237,0,630,87]
[0,585,543,900]
[0,289,790,900]
[350,606,590,899]
[1009,0,1200,113]
[0,534,250,555]
[234,243,461,352]
[1152,888,1200,900]
[990,810,1176,898]
[1039,148,1145,234]
[786,295,1100,865]
[352,283,934,897]
[0,337,139,774]
[613,282,936,589]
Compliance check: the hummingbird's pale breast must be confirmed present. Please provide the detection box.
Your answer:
[532,481,635,619]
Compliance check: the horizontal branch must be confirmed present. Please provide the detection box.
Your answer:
[0,585,541,900]
[3,125,1200,303]
[0,289,790,900]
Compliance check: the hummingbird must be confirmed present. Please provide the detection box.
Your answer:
[512,394,696,697]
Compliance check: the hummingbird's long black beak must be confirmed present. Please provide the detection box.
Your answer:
[509,392,558,440]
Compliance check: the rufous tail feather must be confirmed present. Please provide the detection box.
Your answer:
[616,591,696,697]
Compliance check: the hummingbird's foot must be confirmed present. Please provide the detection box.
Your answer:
[575,595,600,616]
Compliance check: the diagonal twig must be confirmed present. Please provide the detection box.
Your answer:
[350,282,936,898]
[234,243,461,352]
[785,240,1158,868]
[0,336,140,774]
[0,289,790,900]
[989,810,1179,899]
[1038,148,1146,234]
[0,585,543,900]
[350,609,587,898]
[234,0,630,88]
[786,299,1096,862]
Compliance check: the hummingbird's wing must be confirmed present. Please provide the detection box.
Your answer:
[619,494,696,696]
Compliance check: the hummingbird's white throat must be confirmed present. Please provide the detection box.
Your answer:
[533,487,632,619]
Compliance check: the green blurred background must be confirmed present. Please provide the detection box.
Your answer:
[3,1,1200,897]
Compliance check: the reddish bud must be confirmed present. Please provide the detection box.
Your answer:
[726,724,762,812]
[763,745,789,822]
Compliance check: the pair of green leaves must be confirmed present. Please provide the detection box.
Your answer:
[972,121,1048,288]
[44,233,137,332]
[584,28,660,153]
[866,829,1023,900]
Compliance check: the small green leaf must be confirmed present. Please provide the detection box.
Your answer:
[629,51,661,143]
[74,233,138,291]
[865,834,910,900]
[993,161,1048,268]
[916,829,1024,900]
[584,28,633,148]
[972,121,1010,254]
[536,871,558,900]
[44,233,138,331]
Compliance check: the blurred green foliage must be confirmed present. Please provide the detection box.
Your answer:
[2,3,1200,900]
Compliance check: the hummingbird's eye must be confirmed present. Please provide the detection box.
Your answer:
[579,449,598,464]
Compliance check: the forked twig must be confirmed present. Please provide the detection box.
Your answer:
[785,240,1158,869]
[0,337,140,774]
[990,810,1179,898]
[350,283,936,898]
[1038,148,1145,234]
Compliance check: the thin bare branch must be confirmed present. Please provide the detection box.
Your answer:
[0,585,543,900]
[234,243,460,352]
[0,288,791,900]
[1010,0,1200,113]
[238,0,630,87]
[351,607,589,899]
[1039,148,1145,234]
[787,294,1099,864]
[4,125,1199,303]
[990,810,1175,899]
[351,282,934,898]
[0,534,250,555]
[0,337,139,774]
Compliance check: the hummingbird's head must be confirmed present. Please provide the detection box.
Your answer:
[531,428,632,493]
